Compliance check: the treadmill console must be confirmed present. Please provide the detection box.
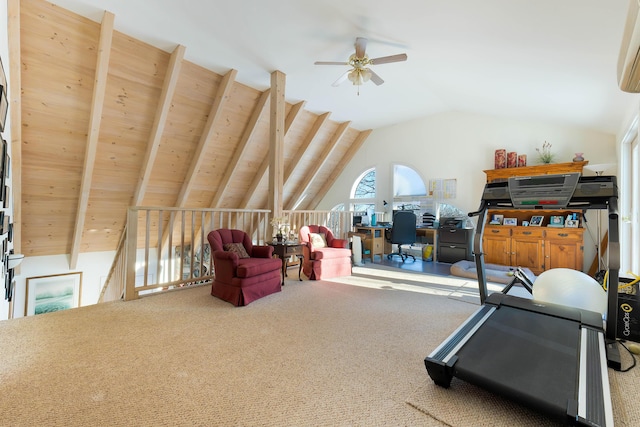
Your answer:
[480,173,617,209]
[508,173,580,209]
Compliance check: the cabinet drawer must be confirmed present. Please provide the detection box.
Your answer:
[544,228,583,240]
[439,228,471,244]
[438,246,469,263]
[512,228,544,239]
[285,245,303,256]
[485,227,511,238]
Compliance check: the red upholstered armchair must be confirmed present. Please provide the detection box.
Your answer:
[299,225,352,280]
[207,229,283,306]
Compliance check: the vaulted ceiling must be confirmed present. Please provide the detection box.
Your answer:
[11,0,371,261]
[51,0,635,134]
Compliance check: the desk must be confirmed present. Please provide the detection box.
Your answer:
[416,227,438,262]
[354,226,438,262]
[268,242,304,285]
[352,226,389,262]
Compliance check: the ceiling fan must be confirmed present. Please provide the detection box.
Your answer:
[314,37,408,91]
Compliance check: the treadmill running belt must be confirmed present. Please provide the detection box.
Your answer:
[454,306,579,420]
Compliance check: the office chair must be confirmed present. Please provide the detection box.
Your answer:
[386,211,417,263]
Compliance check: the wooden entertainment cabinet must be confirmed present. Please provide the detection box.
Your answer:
[482,161,588,275]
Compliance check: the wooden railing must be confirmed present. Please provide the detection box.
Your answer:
[284,210,352,240]
[99,207,270,302]
[98,207,368,303]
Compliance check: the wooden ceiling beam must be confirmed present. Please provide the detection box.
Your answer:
[286,121,350,210]
[175,68,237,207]
[284,112,330,184]
[306,129,372,209]
[268,71,286,223]
[131,44,186,206]
[285,101,307,133]
[239,100,305,208]
[209,89,270,208]
[69,11,115,269]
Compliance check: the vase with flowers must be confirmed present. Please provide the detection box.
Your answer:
[536,141,555,164]
[270,216,289,242]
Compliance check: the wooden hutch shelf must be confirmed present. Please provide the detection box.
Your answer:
[484,161,588,183]
[482,161,589,274]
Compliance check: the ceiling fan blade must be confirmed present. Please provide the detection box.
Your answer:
[315,61,349,65]
[332,70,351,87]
[369,53,407,65]
[355,37,367,58]
[368,68,384,86]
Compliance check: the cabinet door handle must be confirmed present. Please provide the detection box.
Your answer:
[558,233,568,237]
[522,231,532,235]
[491,229,500,233]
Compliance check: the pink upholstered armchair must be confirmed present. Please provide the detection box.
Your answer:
[207,229,283,306]
[299,225,352,280]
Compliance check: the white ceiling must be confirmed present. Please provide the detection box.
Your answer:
[51,0,637,134]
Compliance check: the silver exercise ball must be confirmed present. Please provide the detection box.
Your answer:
[532,268,607,316]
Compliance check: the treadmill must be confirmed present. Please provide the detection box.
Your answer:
[424,173,619,426]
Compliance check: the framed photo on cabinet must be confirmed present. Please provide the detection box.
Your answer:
[503,218,517,226]
[549,215,565,227]
[530,215,544,226]
[489,214,504,225]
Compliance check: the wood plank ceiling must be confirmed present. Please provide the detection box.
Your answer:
[13,0,371,262]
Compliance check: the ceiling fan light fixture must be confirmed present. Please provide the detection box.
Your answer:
[348,69,362,85]
[362,68,372,83]
[347,69,372,86]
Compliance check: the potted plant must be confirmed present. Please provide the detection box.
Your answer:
[536,141,554,164]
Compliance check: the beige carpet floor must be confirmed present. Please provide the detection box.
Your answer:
[0,265,637,426]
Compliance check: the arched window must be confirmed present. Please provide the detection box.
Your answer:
[352,168,376,199]
[393,164,426,197]
[392,164,430,214]
[350,168,376,213]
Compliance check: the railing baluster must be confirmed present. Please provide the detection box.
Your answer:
[180,210,186,282]
[156,210,163,286]
[168,212,175,283]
